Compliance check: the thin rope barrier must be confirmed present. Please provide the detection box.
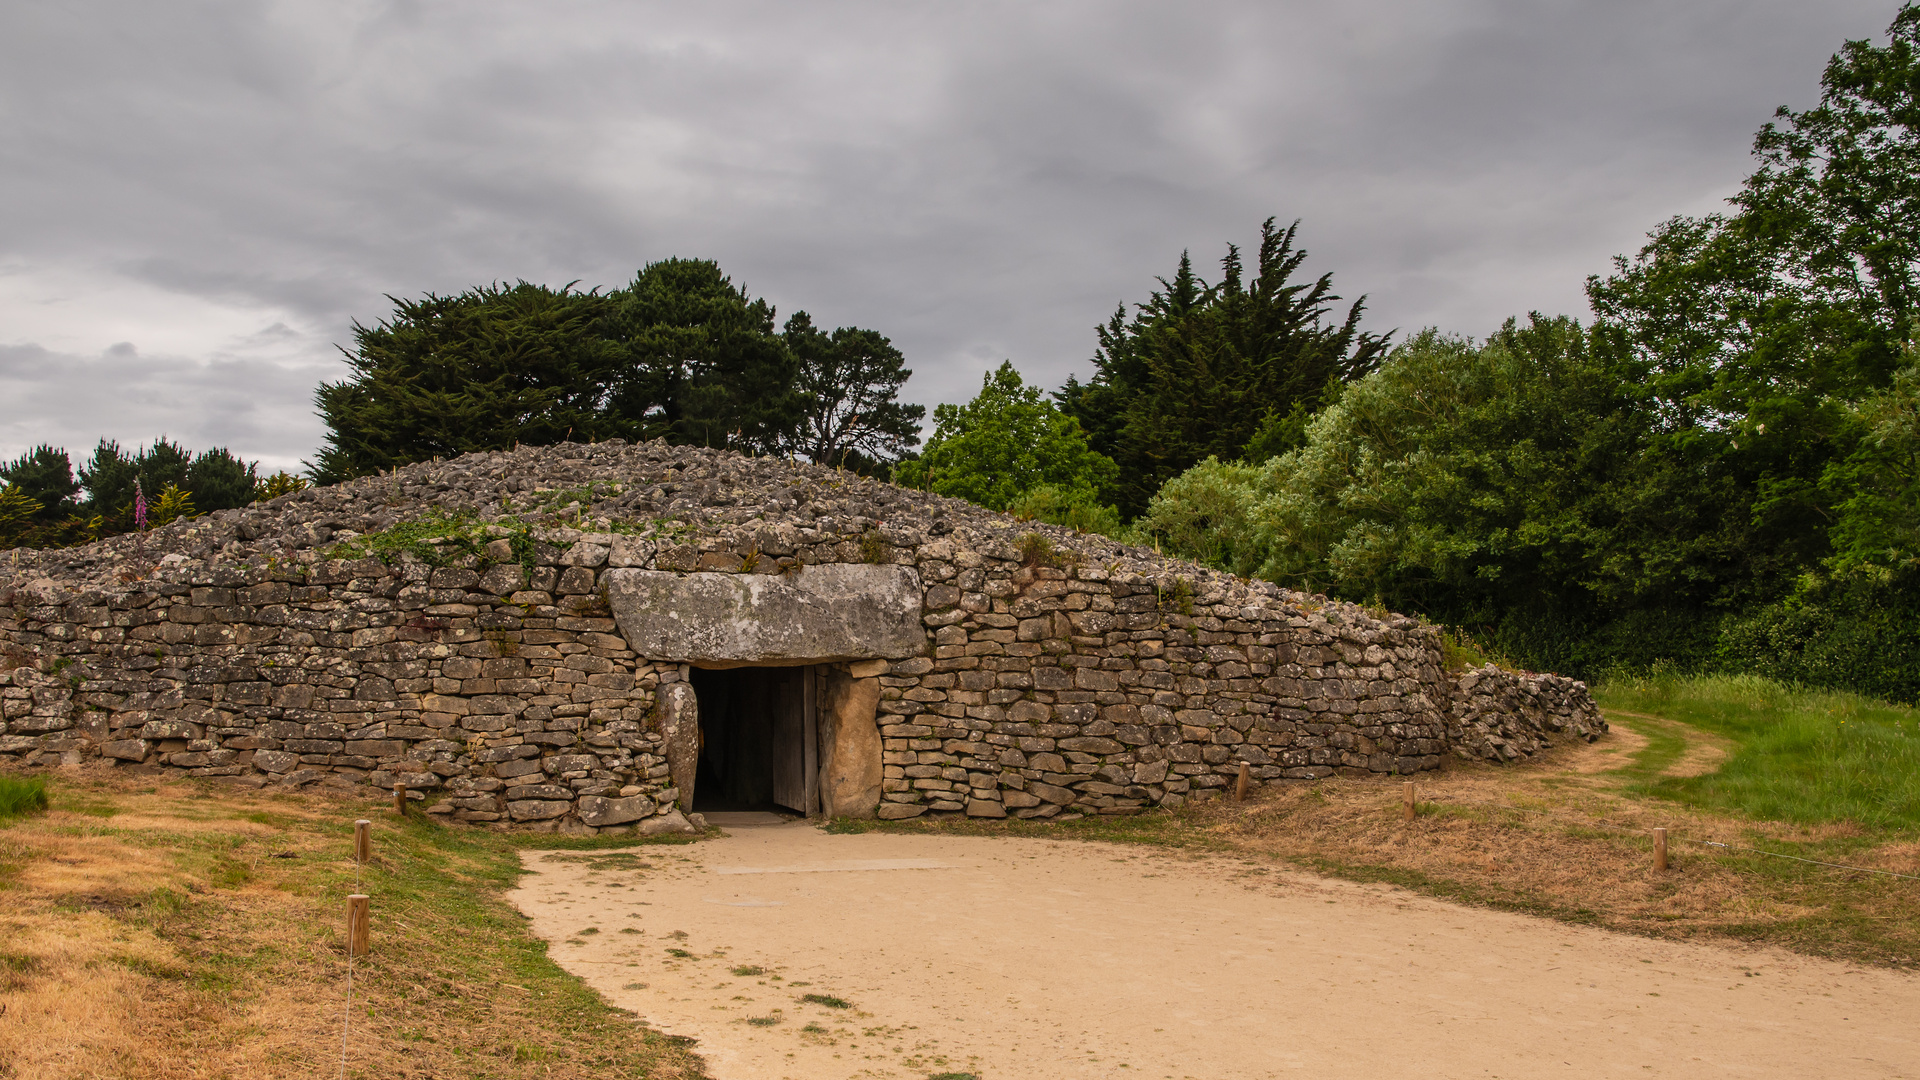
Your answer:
[1680,838,1920,882]
[1391,789,1920,882]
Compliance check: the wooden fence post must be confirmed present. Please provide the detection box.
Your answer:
[1234,762,1250,802]
[393,783,406,814]
[354,819,371,864]
[346,894,371,957]
[1654,827,1669,872]
[1403,781,1416,822]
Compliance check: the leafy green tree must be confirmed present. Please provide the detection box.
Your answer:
[1742,5,1920,357]
[1130,456,1269,574]
[1005,484,1126,538]
[0,445,78,523]
[1060,218,1388,518]
[1825,357,1920,570]
[1141,318,1724,669]
[781,312,924,470]
[1585,5,1920,600]
[1142,319,1619,593]
[895,362,1117,513]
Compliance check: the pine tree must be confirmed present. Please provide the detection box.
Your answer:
[0,445,79,522]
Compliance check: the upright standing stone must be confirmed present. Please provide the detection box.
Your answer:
[819,666,882,818]
[659,681,700,812]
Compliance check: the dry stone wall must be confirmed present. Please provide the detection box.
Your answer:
[0,440,1605,830]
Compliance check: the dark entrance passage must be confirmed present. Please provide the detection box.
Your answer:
[687,666,817,815]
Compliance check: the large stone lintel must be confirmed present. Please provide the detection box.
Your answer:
[603,564,927,666]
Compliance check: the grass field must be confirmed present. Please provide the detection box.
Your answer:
[0,773,710,1079]
[1596,671,1920,828]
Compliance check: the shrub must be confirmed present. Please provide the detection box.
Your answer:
[253,471,310,502]
[1716,566,1920,705]
[1006,484,1126,539]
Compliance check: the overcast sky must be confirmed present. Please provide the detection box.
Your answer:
[0,0,1901,473]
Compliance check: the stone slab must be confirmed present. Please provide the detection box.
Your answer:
[603,565,926,666]
[820,668,883,819]
[577,793,656,826]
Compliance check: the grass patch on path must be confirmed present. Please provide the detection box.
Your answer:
[0,767,709,1079]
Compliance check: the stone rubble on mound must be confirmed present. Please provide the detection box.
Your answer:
[0,440,1606,830]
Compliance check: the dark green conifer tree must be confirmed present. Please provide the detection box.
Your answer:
[1060,219,1388,519]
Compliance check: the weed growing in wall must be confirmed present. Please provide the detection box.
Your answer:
[563,586,612,617]
[1017,532,1056,567]
[1015,531,1084,571]
[322,508,544,569]
[1156,576,1195,616]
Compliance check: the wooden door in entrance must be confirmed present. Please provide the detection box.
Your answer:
[688,664,820,816]
[769,666,817,814]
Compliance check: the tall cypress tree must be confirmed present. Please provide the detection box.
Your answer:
[1060,219,1388,519]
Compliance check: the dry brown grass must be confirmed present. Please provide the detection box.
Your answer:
[0,766,711,1080]
[1173,720,1920,965]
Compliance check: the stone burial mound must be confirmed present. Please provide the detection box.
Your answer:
[0,440,1605,832]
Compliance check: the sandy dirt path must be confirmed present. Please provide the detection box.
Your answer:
[510,824,1919,1080]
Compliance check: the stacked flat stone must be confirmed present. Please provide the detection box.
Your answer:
[1446,665,1607,763]
[0,439,1605,830]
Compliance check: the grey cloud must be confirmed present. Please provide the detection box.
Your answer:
[0,0,1901,469]
[0,342,332,474]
